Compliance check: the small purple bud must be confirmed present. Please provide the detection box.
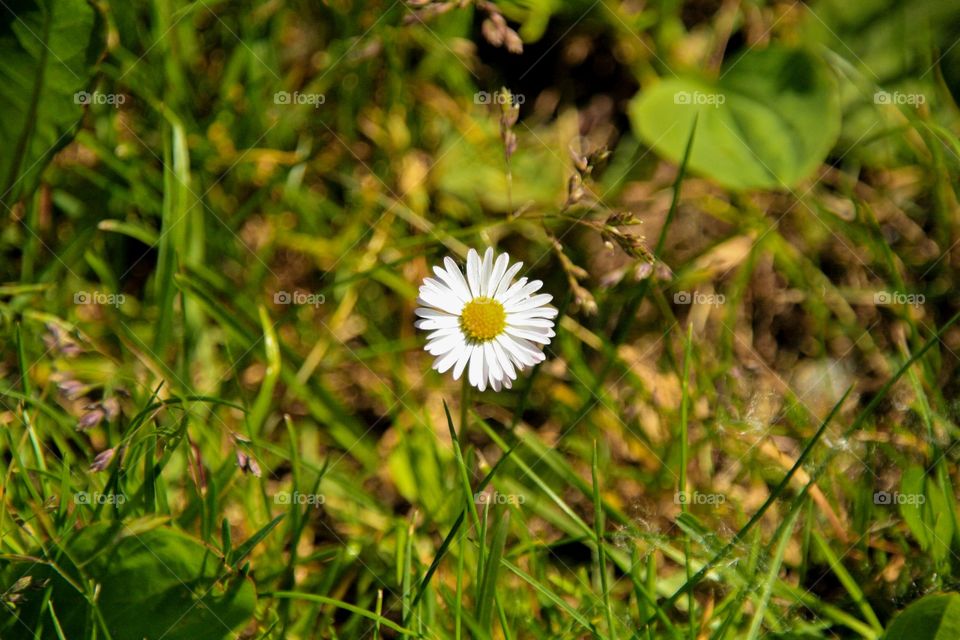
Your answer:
[90,448,116,472]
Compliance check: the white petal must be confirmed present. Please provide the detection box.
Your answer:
[415,307,457,320]
[452,344,474,380]
[487,253,509,299]
[501,280,544,306]
[492,262,523,299]
[505,325,553,345]
[479,248,494,296]
[469,346,485,391]
[499,334,544,367]
[466,249,482,298]
[506,306,558,320]
[415,315,461,330]
[491,339,516,380]
[417,291,463,315]
[433,340,466,373]
[426,327,462,341]
[432,265,470,304]
[506,317,555,329]
[426,332,465,355]
[443,257,473,302]
[484,342,502,389]
[505,293,554,313]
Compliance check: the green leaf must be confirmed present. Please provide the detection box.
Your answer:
[477,508,509,634]
[629,46,841,190]
[0,522,256,640]
[0,0,105,207]
[900,465,929,549]
[884,593,960,640]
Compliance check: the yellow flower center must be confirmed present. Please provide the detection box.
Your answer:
[460,297,506,342]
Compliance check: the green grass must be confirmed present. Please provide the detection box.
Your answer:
[3,0,960,638]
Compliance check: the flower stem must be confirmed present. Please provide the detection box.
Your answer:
[459,375,471,448]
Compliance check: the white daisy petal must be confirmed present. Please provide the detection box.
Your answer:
[491,339,516,380]
[505,293,554,313]
[417,292,462,315]
[453,345,474,380]
[426,327,462,341]
[415,307,456,319]
[443,257,473,301]
[415,316,461,330]
[499,334,544,367]
[501,280,544,306]
[488,253,509,297]
[492,262,523,299]
[433,265,470,303]
[484,342,502,388]
[507,306,558,320]
[469,346,485,391]
[434,340,466,373]
[466,249,481,298]
[427,333,465,355]
[479,248,494,296]
[506,317,555,329]
[505,325,553,345]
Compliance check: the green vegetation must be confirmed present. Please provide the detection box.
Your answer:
[2,0,960,637]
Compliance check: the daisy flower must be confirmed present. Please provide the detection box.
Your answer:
[415,248,557,391]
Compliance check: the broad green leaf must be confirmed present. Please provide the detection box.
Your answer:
[900,465,929,549]
[884,593,960,640]
[629,46,841,190]
[0,0,105,208]
[0,522,256,640]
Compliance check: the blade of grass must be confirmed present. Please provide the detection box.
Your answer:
[592,441,617,640]
[477,508,509,634]
[811,531,883,635]
[744,507,802,640]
